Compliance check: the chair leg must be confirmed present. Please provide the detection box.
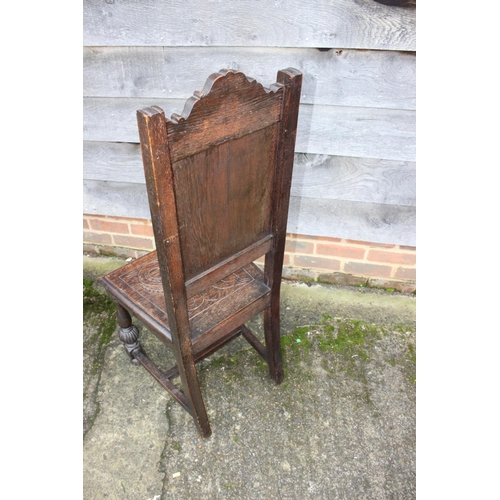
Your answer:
[175,354,212,439]
[263,303,284,384]
[115,303,141,364]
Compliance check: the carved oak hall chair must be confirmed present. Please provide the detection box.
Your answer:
[98,68,302,438]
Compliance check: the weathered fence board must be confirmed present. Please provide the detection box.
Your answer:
[287,196,416,246]
[83,46,415,110]
[84,180,150,220]
[83,98,415,162]
[84,142,415,207]
[291,154,415,206]
[84,141,145,183]
[83,180,415,246]
[83,0,415,51]
[297,104,415,162]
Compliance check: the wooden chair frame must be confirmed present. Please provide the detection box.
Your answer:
[98,68,302,438]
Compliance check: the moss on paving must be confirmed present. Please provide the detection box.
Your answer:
[83,279,117,437]
[200,314,416,396]
[83,279,116,372]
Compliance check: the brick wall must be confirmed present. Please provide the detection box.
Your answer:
[84,214,416,293]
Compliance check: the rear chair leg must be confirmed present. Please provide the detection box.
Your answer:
[116,303,141,364]
[263,304,284,384]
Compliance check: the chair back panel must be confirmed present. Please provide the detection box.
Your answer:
[173,123,279,280]
[164,70,285,281]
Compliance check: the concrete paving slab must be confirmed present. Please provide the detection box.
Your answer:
[83,255,416,499]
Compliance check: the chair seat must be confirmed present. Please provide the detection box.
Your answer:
[99,251,270,349]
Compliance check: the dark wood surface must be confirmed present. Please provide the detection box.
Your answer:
[174,125,278,280]
[166,70,283,163]
[100,253,270,342]
[99,68,302,438]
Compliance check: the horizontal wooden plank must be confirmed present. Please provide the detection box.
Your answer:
[83,180,415,246]
[84,99,415,162]
[83,46,416,110]
[296,104,415,162]
[292,154,415,206]
[83,141,145,184]
[83,180,151,219]
[287,196,416,246]
[83,0,415,51]
[83,98,190,142]
[84,142,415,207]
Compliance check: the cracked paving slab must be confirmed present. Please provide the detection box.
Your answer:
[83,256,415,500]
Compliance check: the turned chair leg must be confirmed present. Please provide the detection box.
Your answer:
[115,303,141,364]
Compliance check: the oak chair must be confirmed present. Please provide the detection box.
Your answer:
[98,68,302,438]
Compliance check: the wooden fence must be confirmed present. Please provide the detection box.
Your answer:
[83,0,416,246]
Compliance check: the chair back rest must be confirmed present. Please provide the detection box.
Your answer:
[166,70,284,281]
[136,69,302,333]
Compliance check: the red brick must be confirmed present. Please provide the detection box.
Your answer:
[293,255,341,271]
[285,239,314,254]
[83,218,89,229]
[394,267,416,281]
[254,254,289,266]
[88,218,129,234]
[83,231,112,245]
[367,249,416,265]
[316,243,365,259]
[344,261,392,278]
[113,234,154,250]
[131,223,154,237]
[400,245,416,252]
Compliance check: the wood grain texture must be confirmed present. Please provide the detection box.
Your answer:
[84,143,416,207]
[136,105,213,437]
[292,154,415,206]
[173,125,278,280]
[101,252,270,340]
[83,141,145,183]
[165,70,283,162]
[83,180,415,246]
[83,0,415,51]
[83,179,150,217]
[84,99,415,162]
[287,196,416,246]
[83,46,416,109]
[296,104,415,162]
[185,236,273,299]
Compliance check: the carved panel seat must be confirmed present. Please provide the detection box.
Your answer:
[98,68,302,438]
